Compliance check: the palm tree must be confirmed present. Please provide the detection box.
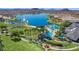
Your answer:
[10,29,24,42]
[60,21,72,27]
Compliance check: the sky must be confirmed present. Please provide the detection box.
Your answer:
[0,0,79,10]
[0,0,79,8]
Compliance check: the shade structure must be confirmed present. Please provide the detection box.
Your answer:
[16,14,48,26]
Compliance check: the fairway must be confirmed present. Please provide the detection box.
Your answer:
[1,35,43,51]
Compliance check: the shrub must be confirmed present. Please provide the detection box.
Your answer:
[0,39,4,51]
[44,40,63,47]
[61,21,72,27]
[11,37,21,42]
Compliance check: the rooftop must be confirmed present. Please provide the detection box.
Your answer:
[65,22,79,41]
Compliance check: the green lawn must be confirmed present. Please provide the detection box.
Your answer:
[45,40,77,49]
[0,21,79,51]
[0,22,43,51]
[1,35,43,51]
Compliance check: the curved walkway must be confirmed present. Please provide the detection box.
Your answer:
[50,42,79,51]
[21,38,79,51]
[51,45,79,51]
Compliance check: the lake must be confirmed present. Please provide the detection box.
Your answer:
[16,13,48,26]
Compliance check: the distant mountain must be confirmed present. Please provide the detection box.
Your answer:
[0,8,78,11]
[0,8,31,10]
[59,8,70,11]
[31,8,39,10]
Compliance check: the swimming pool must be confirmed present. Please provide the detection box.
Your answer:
[44,24,60,39]
[48,24,60,30]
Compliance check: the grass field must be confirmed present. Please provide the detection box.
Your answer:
[0,21,79,51]
[1,34,43,51]
[0,21,43,51]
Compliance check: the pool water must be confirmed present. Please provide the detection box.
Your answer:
[46,24,65,39]
[49,24,60,30]
[44,31,53,38]
[45,24,60,39]
[58,35,65,39]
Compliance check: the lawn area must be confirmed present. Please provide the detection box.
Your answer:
[73,48,79,51]
[0,21,43,51]
[1,34,43,51]
[45,40,77,49]
[0,19,79,51]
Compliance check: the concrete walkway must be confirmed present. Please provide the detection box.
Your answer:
[21,37,79,51]
[50,45,79,51]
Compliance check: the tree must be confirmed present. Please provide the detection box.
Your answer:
[0,22,8,27]
[12,17,16,21]
[10,29,24,42]
[10,31,21,42]
[48,16,62,25]
[61,21,72,27]
[0,37,4,51]
[55,31,61,37]
[59,21,72,32]
[11,37,21,42]
[11,29,24,37]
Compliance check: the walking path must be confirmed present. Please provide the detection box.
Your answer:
[21,37,79,51]
[50,45,79,51]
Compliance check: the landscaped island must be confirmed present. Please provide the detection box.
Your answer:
[0,8,79,51]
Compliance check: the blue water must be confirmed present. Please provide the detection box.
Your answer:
[16,14,48,26]
[45,24,60,38]
[44,31,53,38]
[47,24,64,39]
[49,24,60,30]
[16,14,64,39]
[58,35,65,39]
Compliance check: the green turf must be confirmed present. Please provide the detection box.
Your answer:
[45,40,77,49]
[1,35,43,51]
[0,21,79,51]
